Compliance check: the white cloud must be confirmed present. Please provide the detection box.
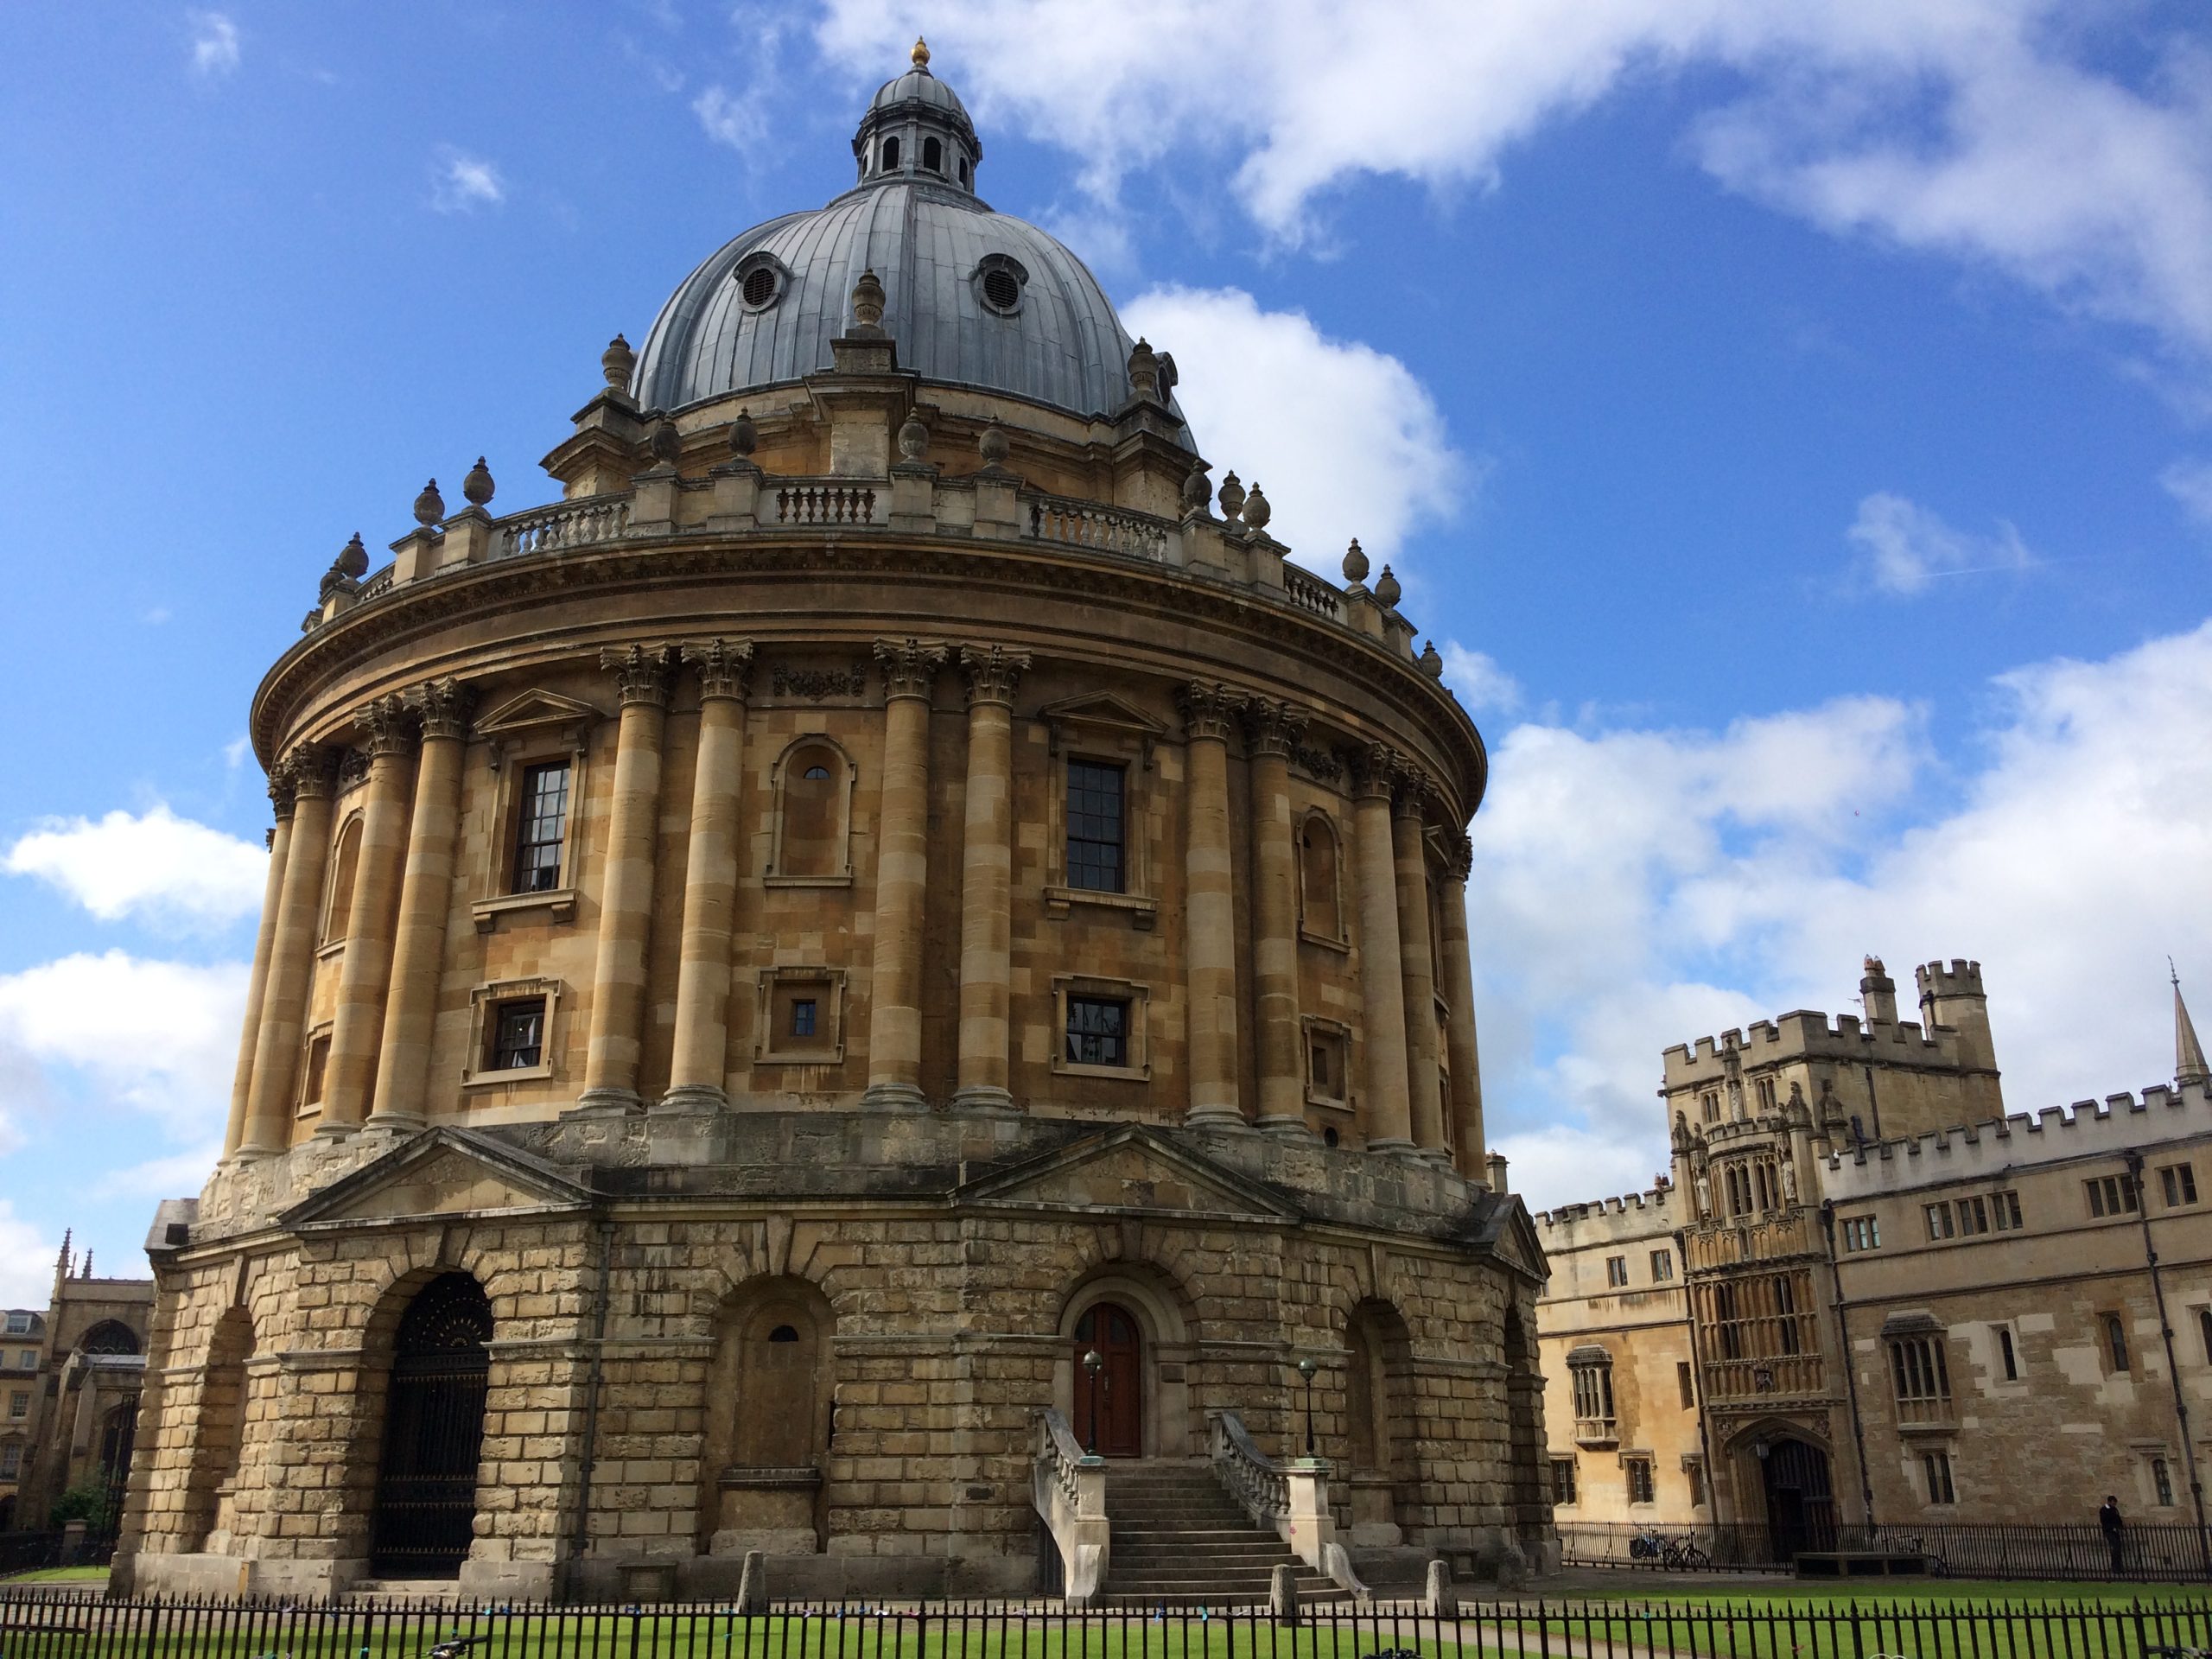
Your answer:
[223,735,252,770]
[1440,644,1522,715]
[94,1144,223,1201]
[694,86,766,151]
[2162,459,2212,528]
[0,952,247,1142]
[1846,490,2033,595]
[1472,621,2212,1212]
[3,806,265,931]
[188,10,239,78]
[1118,286,1464,566]
[813,3,2212,366]
[0,1204,56,1313]
[431,148,505,213]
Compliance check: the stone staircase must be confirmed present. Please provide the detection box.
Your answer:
[1103,1460,1342,1606]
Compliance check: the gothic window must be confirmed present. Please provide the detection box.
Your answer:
[1650,1249,1674,1282]
[1624,1456,1655,1506]
[1567,1348,1615,1440]
[2161,1162,2198,1206]
[769,738,855,883]
[1955,1195,1990,1236]
[1923,1449,1956,1505]
[1605,1256,1628,1288]
[1996,1324,2019,1381]
[1298,814,1343,940]
[1924,1202,1955,1242]
[1065,761,1125,893]
[322,814,364,940]
[2199,1306,2212,1364]
[1755,1077,1776,1113]
[1840,1215,1879,1252]
[1993,1189,2024,1230]
[511,761,569,893]
[1889,1333,1951,1421]
[1700,1090,1719,1124]
[2104,1313,2130,1373]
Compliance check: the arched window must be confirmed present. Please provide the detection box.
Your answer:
[922,135,942,173]
[2105,1313,2130,1373]
[881,136,899,170]
[322,814,364,942]
[372,1273,491,1577]
[1298,815,1342,940]
[958,157,969,187]
[770,738,855,882]
[187,1305,254,1550]
[77,1320,139,1357]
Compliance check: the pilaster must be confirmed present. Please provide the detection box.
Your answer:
[1245,698,1309,1136]
[664,639,754,1111]
[953,644,1028,1114]
[1351,745,1414,1156]
[861,639,948,1110]
[1178,680,1245,1130]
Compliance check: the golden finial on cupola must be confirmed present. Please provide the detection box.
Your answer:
[911,36,930,68]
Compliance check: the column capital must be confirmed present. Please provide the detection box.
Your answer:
[1393,766,1437,822]
[682,638,754,702]
[875,638,949,701]
[1446,831,1473,885]
[1243,696,1307,760]
[1349,742,1403,802]
[405,676,475,741]
[354,693,417,760]
[959,643,1031,707]
[267,766,298,823]
[1176,679,1244,742]
[283,742,338,802]
[601,643,677,708]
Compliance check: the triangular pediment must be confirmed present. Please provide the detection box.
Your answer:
[1466,1192,1549,1283]
[282,1128,592,1230]
[957,1125,1302,1221]
[1036,691,1166,738]
[473,688,603,739]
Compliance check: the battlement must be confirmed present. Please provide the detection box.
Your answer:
[1535,1183,1679,1245]
[1662,1008,1961,1087]
[1915,958,1986,1001]
[1817,1079,2212,1201]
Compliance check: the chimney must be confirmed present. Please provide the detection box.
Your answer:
[1484,1150,1510,1193]
[1859,957,1897,1024]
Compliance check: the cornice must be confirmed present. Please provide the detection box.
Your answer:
[250,531,1487,821]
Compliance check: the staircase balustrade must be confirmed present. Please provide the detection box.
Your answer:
[1206,1409,1368,1599]
[1030,1408,1109,1608]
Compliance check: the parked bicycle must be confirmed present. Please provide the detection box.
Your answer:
[1629,1528,1711,1568]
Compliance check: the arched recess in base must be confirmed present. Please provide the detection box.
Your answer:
[1054,1266,1195,1460]
[369,1272,492,1579]
[696,1275,835,1556]
[1342,1298,1417,1546]
[184,1304,255,1551]
[1501,1305,1548,1541]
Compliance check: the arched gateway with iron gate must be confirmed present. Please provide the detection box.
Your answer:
[371,1274,491,1577]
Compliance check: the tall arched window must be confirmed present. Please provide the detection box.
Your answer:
[880,137,899,170]
[698,1280,834,1554]
[2104,1313,2130,1373]
[770,738,855,882]
[187,1305,254,1549]
[322,814,364,941]
[1298,815,1342,940]
[372,1273,491,1578]
[922,135,942,173]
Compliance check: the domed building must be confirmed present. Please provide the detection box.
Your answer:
[115,48,1550,1603]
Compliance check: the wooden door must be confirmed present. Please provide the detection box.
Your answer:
[1072,1302,1143,1458]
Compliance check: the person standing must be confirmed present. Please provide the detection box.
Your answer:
[2099,1495,2126,1575]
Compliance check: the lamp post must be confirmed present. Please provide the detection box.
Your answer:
[1297,1357,1318,1459]
[1083,1348,1103,1456]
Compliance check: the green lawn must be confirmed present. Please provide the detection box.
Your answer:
[0,1564,109,1584]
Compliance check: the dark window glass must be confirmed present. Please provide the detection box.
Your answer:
[1065,761,1125,893]
[923,135,942,172]
[491,998,545,1071]
[767,1325,799,1344]
[2105,1313,2129,1372]
[1998,1325,2018,1380]
[1066,995,1128,1067]
[791,999,817,1038]
[803,764,830,780]
[882,137,899,169]
[1626,1458,1654,1505]
[512,762,570,893]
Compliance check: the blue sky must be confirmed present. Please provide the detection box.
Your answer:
[3,2,2211,1299]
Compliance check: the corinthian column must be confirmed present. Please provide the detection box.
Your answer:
[318,696,417,1134]
[1179,681,1244,1128]
[239,745,336,1156]
[664,639,753,1111]
[954,644,1028,1114]
[1245,698,1306,1135]
[1351,745,1414,1156]
[367,678,473,1131]
[578,645,675,1114]
[862,639,946,1110]
[1393,775,1446,1161]
[1438,833,1489,1180]
[222,774,296,1159]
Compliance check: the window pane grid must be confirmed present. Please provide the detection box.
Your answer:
[512,763,570,893]
[1065,995,1128,1067]
[491,999,545,1071]
[1065,762,1125,893]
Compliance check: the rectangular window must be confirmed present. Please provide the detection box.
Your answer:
[1955,1195,1990,1236]
[2161,1163,2198,1207]
[1924,1203,1955,1242]
[1841,1215,1880,1252]
[488,998,546,1071]
[512,761,570,894]
[1065,760,1126,893]
[1625,1457,1656,1506]
[1677,1361,1695,1409]
[1755,1077,1776,1113]
[1605,1255,1629,1288]
[1700,1090,1719,1124]
[1923,1450,1956,1505]
[0,1445,18,1478]
[1890,1334,1952,1420]
[1551,1459,1577,1506]
[2,1315,26,1336]
[1650,1249,1674,1282]
[1997,1325,2019,1382]
[1065,995,1128,1068]
[1992,1189,2024,1230]
[2152,1455,2176,1507]
[1571,1361,1615,1432]
[7,1394,24,1421]
[2200,1306,2212,1364]
[13,1352,30,1371]
[790,998,817,1039]
[1686,1459,1706,1509]
[301,1033,330,1106]
[2087,1173,2139,1217]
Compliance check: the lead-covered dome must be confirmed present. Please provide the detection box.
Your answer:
[632,44,1188,443]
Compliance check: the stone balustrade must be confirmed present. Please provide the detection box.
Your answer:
[1206,1408,1366,1597]
[1030,1408,1109,1607]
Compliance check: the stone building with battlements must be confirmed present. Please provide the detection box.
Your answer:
[112,48,1551,1605]
[1537,955,2212,1565]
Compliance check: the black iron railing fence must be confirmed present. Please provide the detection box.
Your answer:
[0,1594,2203,1658]
[1559,1518,2212,1582]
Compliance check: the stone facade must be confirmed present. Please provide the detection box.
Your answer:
[115,52,1548,1601]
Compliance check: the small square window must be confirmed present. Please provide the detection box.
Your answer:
[1649,1249,1674,1282]
[7,1395,24,1421]
[1066,995,1128,1068]
[791,999,817,1039]
[760,976,839,1061]
[489,999,545,1071]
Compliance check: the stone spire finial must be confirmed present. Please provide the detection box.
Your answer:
[850,267,887,337]
[1342,538,1369,584]
[462,457,495,508]
[1241,481,1270,533]
[412,480,445,526]
[1374,564,1402,609]
[2175,963,2209,1089]
[911,35,931,69]
[601,333,636,391]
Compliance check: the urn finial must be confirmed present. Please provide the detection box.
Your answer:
[601,333,635,391]
[413,480,445,526]
[1419,639,1444,677]
[462,456,495,507]
[850,267,887,336]
[1242,481,1271,532]
[898,412,930,461]
[649,416,682,467]
[978,419,1011,470]
[1181,458,1212,514]
[729,408,757,458]
[1342,537,1369,583]
[336,532,369,579]
[1217,470,1246,524]
[1128,337,1160,401]
[1375,564,1402,608]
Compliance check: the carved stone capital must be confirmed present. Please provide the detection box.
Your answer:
[1243,696,1308,760]
[1393,766,1436,821]
[267,764,298,823]
[601,644,677,709]
[284,742,337,802]
[1176,679,1243,743]
[1443,832,1473,886]
[406,677,475,742]
[874,638,949,702]
[355,693,416,760]
[683,639,754,702]
[959,643,1031,708]
[1349,742,1403,802]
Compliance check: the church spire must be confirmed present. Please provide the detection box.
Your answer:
[2175,962,2209,1089]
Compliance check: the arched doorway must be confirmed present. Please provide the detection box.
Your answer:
[371,1273,491,1577]
[697,1279,834,1554]
[1758,1436,1835,1561]
[1344,1300,1414,1545]
[1071,1302,1142,1458]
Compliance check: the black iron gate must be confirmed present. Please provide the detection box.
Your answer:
[92,1394,138,1558]
[370,1273,491,1577]
[1762,1436,1837,1561]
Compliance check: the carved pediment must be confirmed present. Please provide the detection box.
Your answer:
[957,1126,1300,1222]
[1036,691,1166,740]
[473,688,603,741]
[281,1128,591,1230]
[1468,1192,1549,1283]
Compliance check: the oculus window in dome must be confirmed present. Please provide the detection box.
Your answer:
[631,48,1190,445]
